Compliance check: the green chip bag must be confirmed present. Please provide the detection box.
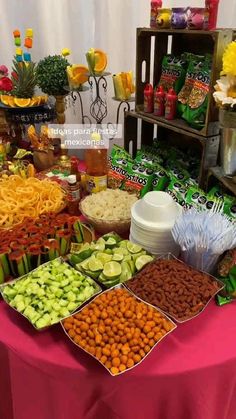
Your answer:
[152,165,170,191]
[111,144,132,161]
[166,178,188,206]
[178,59,205,115]
[183,60,211,130]
[186,187,219,211]
[135,149,163,167]
[158,55,187,93]
[122,162,154,198]
[108,157,129,189]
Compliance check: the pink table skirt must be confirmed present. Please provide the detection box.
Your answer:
[0,299,236,419]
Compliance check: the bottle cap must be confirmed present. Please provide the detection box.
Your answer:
[67,175,76,184]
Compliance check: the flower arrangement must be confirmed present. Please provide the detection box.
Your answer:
[213,41,236,110]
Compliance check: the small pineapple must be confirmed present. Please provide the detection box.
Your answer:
[12,59,37,99]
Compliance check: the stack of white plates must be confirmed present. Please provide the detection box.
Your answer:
[130,191,181,256]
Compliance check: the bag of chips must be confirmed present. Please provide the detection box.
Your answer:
[135,149,163,167]
[111,144,132,161]
[152,165,170,191]
[216,249,236,306]
[122,162,154,198]
[166,178,188,206]
[107,157,129,189]
[158,55,187,93]
[178,58,205,115]
[183,60,211,130]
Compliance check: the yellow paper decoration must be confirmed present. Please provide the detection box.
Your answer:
[222,41,236,77]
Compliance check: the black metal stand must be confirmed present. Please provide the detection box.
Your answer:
[87,72,111,124]
[65,86,92,125]
[107,97,135,140]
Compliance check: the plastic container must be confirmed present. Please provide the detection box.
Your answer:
[205,0,219,30]
[165,89,177,120]
[85,132,107,193]
[156,8,172,28]
[154,86,165,116]
[144,83,154,113]
[150,0,162,28]
[67,175,81,215]
[188,8,209,30]
[171,8,188,29]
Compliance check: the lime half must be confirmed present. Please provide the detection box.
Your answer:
[127,242,142,254]
[112,253,124,262]
[91,238,106,252]
[135,255,153,271]
[105,237,117,248]
[103,261,122,279]
[88,258,103,272]
[96,252,113,264]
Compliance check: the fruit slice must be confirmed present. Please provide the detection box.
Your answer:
[112,253,123,262]
[135,255,153,271]
[0,95,10,106]
[91,238,106,252]
[119,240,129,249]
[127,242,142,254]
[8,97,16,107]
[105,237,117,248]
[120,261,132,282]
[96,252,112,264]
[30,97,39,106]
[88,258,103,272]
[128,260,135,275]
[27,163,35,177]
[14,98,31,107]
[94,49,107,74]
[103,261,122,279]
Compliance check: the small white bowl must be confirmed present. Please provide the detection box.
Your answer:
[131,191,181,230]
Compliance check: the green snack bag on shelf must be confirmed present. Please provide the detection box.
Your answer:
[122,162,154,198]
[185,186,219,211]
[111,144,132,162]
[178,58,205,115]
[135,149,163,167]
[223,197,236,220]
[158,55,187,93]
[183,60,211,130]
[152,165,170,191]
[168,164,190,183]
[208,185,224,200]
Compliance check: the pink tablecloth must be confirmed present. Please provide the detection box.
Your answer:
[0,299,236,419]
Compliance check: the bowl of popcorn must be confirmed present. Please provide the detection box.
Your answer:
[80,189,138,235]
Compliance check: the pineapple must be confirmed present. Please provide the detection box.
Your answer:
[12,59,37,99]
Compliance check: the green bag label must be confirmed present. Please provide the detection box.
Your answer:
[158,55,187,93]
[122,163,154,197]
[108,157,129,189]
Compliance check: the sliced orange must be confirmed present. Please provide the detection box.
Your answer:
[40,95,48,104]
[30,97,40,106]
[8,97,16,107]
[0,95,10,106]
[14,98,31,107]
[94,49,107,74]
[27,163,36,177]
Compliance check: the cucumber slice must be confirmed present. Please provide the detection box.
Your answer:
[103,261,122,279]
[135,255,153,271]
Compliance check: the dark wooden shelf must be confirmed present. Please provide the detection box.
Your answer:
[135,107,219,141]
[208,167,236,196]
[137,27,228,36]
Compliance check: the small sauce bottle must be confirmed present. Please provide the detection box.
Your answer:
[154,86,165,116]
[205,0,219,30]
[144,83,154,113]
[67,175,81,215]
[165,89,177,120]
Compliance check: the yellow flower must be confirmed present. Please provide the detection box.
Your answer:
[222,41,236,77]
[61,48,71,57]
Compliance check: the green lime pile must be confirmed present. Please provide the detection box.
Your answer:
[0,258,100,330]
[68,234,154,288]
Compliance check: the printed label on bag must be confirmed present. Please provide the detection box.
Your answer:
[86,175,107,193]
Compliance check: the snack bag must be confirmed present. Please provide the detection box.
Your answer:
[183,60,211,130]
[185,186,219,211]
[208,185,224,200]
[122,163,154,198]
[166,177,188,206]
[110,144,133,162]
[152,165,170,191]
[216,249,236,306]
[135,149,163,167]
[223,196,236,220]
[168,164,190,183]
[178,58,205,115]
[107,157,129,189]
[158,55,187,93]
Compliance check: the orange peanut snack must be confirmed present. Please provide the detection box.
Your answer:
[62,288,175,375]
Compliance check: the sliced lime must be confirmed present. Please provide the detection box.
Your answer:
[128,259,135,274]
[96,252,113,264]
[131,251,147,262]
[105,237,117,248]
[112,253,124,262]
[119,240,129,249]
[114,247,129,256]
[88,258,103,272]
[103,261,122,279]
[104,249,112,255]
[77,248,93,261]
[123,255,132,262]
[127,242,142,254]
[80,258,91,271]
[85,269,100,279]
[91,238,106,252]
[135,255,153,271]
[103,232,121,243]
[120,261,132,282]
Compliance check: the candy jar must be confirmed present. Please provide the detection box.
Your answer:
[156,9,172,29]
[188,8,209,30]
[171,8,188,29]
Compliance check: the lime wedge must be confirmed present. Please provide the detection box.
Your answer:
[127,242,142,254]
[103,261,122,279]
[132,251,147,262]
[119,240,129,249]
[88,258,103,272]
[103,232,121,243]
[105,237,117,248]
[80,258,91,271]
[120,261,132,282]
[96,252,113,264]
[114,247,129,256]
[112,253,124,262]
[128,260,135,274]
[104,249,112,255]
[123,255,132,262]
[135,255,153,271]
[91,238,106,252]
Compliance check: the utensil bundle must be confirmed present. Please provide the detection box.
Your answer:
[172,209,236,273]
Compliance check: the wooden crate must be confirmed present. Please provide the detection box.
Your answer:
[135,28,233,137]
[124,110,220,190]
